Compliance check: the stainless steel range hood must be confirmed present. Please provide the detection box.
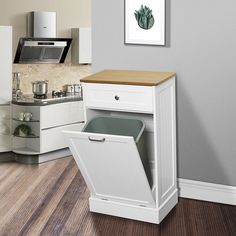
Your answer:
[14,11,72,64]
[14,37,72,63]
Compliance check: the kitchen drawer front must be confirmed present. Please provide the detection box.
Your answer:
[83,83,153,113]
[40,123,84,153]
[40,101,84,129]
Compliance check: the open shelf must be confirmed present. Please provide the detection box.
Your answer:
[0,133,11,136]
[0,104,11,107]
[13,118,39,122]
[13,134,39,138]
[12,147,40,155]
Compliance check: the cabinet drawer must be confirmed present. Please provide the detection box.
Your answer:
[83,83,153,113]
[40,101,84,129]
[40,123,84,153]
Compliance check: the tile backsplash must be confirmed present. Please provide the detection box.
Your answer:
[13,63,92,94]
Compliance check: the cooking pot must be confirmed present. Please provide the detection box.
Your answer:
[65,84,74,93]
[32,80,48,96]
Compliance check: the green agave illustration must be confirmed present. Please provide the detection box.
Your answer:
[134,5,155,30]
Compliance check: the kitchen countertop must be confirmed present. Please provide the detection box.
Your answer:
[80,70,176,86]
[12,94,82,106]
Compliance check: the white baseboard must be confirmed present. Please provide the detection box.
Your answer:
[178,178,236,206]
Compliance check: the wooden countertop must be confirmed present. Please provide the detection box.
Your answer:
[80,70,176,86]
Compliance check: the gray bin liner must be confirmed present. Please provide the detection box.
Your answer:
[83,116,152,187]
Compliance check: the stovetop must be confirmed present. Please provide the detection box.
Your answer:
[33,90,68,100]
[12,92,82,106]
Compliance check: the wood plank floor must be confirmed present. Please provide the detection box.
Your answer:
[0,156,235,236]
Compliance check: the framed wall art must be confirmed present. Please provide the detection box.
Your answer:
[125,0,165,46]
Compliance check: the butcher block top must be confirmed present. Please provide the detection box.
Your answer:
[80,70,176,86]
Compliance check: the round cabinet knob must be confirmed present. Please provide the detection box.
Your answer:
[115,95,120,101]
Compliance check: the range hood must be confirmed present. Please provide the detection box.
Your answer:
[14,11,72,64]
[14,37,72,64]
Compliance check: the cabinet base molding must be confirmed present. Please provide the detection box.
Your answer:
[178,178,236,206]
[14,148,71,164]
[0,152,15,162]
[89,190,178,224]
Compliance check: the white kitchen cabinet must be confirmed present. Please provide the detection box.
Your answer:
[63,70,177,224]
[71,28,92,64]
[40,123,84,153]
[12,101,84,157]
[40,101,84,129]
[0,26,12,104]
[0,26,12,154]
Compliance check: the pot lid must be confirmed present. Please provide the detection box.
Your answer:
[32,80,48,84]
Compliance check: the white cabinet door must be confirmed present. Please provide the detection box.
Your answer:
[63,131,155,207]
[0,26,12,104]
[71,28,92,64]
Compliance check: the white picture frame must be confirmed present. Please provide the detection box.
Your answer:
[125,0,165,46]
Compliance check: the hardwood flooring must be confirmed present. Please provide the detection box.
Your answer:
[0,156,235,236]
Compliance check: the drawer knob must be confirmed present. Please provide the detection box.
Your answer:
[115,95,120,101]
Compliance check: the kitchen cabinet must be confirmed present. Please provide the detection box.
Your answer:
[63,70,177,224]
[0,26,12,104]
[12,101,84,163]
[0,26,12,154]
[71,28,92,64]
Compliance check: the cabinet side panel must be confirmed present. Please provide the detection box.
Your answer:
[71,28,79,64]
[155,78,177,205]
[0,105,12,152]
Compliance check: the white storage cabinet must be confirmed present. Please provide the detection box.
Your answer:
[71,28,92,64]
[63,70,177,224]
[12,101,84,155]
[0,26,12,153]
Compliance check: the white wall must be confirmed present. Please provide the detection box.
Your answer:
[92,0,236,186]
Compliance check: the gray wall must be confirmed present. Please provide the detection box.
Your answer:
[92,0,236,186]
